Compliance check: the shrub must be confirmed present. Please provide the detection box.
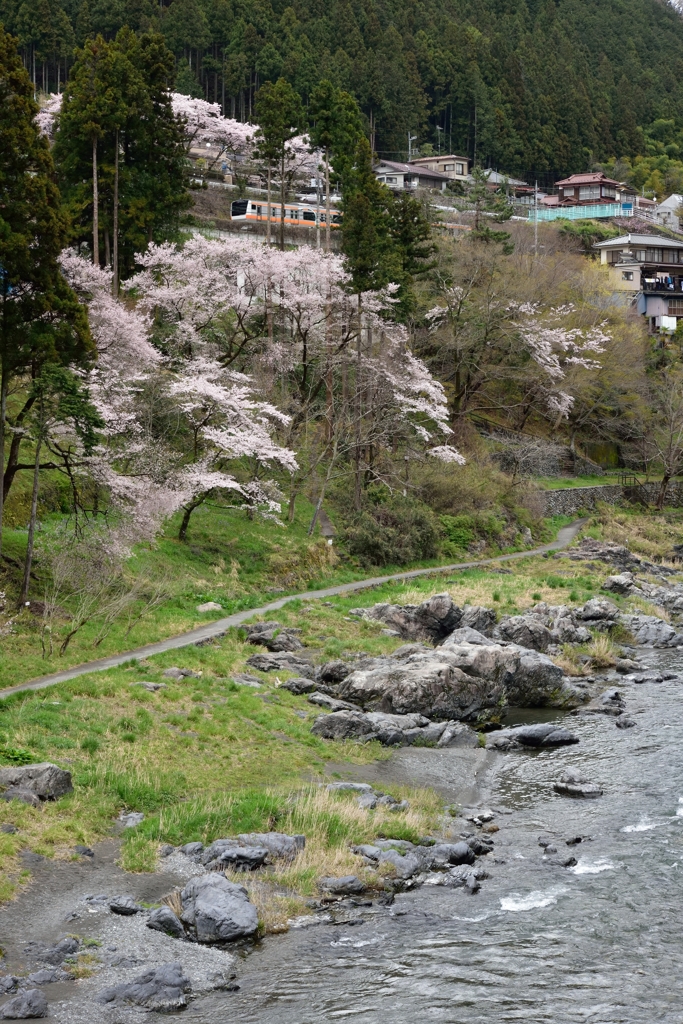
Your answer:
[342,490,442,567]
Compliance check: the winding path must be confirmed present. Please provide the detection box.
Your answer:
[2,519,587,700]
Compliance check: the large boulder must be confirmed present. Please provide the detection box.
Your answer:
[350,594,462,642]
[0,763,72,801]
[336,640,568,720]
[602,572,636,595]
[442,626,495,647]
[0,988,47,1019]
[577,597,619,623]
[487,723,579,750]
[179,875,258,943]
[97,963,191,1012]
[554,769,602,798]
[496,615,554,652]
[459,606,497,636]
[146,907,185,938]
[245,622,304,653]
[337,650,505,721]
[311,710,377,741]
[619,613,683,647]
[237,832,305,860]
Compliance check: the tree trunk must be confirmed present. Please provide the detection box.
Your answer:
[112,129,119,296]
[353,294,363,510]
[325,148,331,252]
[0,373,6,560]
[279,154,286,251]
[266,165,272,245]
[656,473,671,510]
[19,438,41,605]
[92,136,99,266]
[178,494,206,541]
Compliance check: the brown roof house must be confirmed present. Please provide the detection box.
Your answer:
[374,160,449,191]
[555,172,635,207]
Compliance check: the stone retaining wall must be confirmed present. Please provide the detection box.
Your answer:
[541,481,683,515]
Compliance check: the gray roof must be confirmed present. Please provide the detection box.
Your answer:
[375,160,449,181]
[594,233,683,249]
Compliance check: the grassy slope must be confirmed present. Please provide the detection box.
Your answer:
[2,506,681,912]
[0,498,560,690]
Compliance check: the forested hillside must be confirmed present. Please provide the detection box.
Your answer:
[3,0,683,179]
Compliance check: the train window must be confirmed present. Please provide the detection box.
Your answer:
[256,206,262,216]
[303,211,315,222]
[231,200,249,216]
[331,214,341,224]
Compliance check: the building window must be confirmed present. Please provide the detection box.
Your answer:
[668,300,683,315]
[579,185,601,200]
[622,271,634,281]
[647,249,663,262]
[456,163,464,174]
[666,250,680,263]
[386,176,396,183]
[601,186,616,198]
[635,250,647,262]
[444,163,455,171]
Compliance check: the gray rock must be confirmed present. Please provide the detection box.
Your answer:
[0,763,72,801]
[37,938,78,965]
[497,615,554,652]
[619,614,679,647]
[352,844,382,860]
[197,601,222,612]
[160,844,176,857]
[131,681,167,692]
[377,848,421,878]
[26,968,70,985]
[319,875,366,895]
[110,895,142,915]
[326,782,373,793]
[237,832,305,860]
[442,626,494,647]
[430,841,475,866]
[200,840,268,870]
[0,824,17,834]
[615,658,639,673]
[231,674,262,687]
[602,572,636,595]
[163,666,201,679]
[118,811,144,828]
[246,652,316,678]
[349,594,462,642]
[554,769,603,798]
[0,977,18,994]
[280,677,317,694]
[357,792,377,809]
[180,841,204,859]
[73,845,94,857]
[317,661,352,684]
[97,962,191,1011]
[615,715,637,729]
[180,874,258,942]
[147,906,185,938]
[437,722,480,747]
[307,692,360,712]
[311,710,377,741]
[550,618,592,645]
[0,988,47,1019]
[577,597,619,622]
[488,723,579,750]
[246,622,303,653]
[1,787,40,807]
[459,606,497,636]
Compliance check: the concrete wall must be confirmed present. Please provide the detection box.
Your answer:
[540,481,683,515]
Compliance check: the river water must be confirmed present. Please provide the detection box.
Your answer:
[196,651,683,1024]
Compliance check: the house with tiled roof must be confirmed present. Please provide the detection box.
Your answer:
[555,171,635,207]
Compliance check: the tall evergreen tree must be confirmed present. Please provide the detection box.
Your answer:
[254,78,304,250]
[0,26,92,556]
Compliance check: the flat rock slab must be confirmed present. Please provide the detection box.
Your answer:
[97,962,191,1012]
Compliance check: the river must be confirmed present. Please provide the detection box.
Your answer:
[196,649,683,1024]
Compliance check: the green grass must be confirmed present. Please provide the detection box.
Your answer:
[0,495,560,691]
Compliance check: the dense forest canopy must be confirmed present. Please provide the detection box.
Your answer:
[3,0,683,181]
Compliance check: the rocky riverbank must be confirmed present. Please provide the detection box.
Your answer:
[2,537,683,1019]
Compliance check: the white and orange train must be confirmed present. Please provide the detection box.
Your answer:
[231,199,341,228]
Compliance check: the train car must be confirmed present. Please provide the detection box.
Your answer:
[231,199,341,227]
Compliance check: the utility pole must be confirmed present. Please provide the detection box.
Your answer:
[436,125,443,155]
[369,110,376,154]
[408,132,417,162]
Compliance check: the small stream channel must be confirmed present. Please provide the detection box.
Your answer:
[195,649,683,1024]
